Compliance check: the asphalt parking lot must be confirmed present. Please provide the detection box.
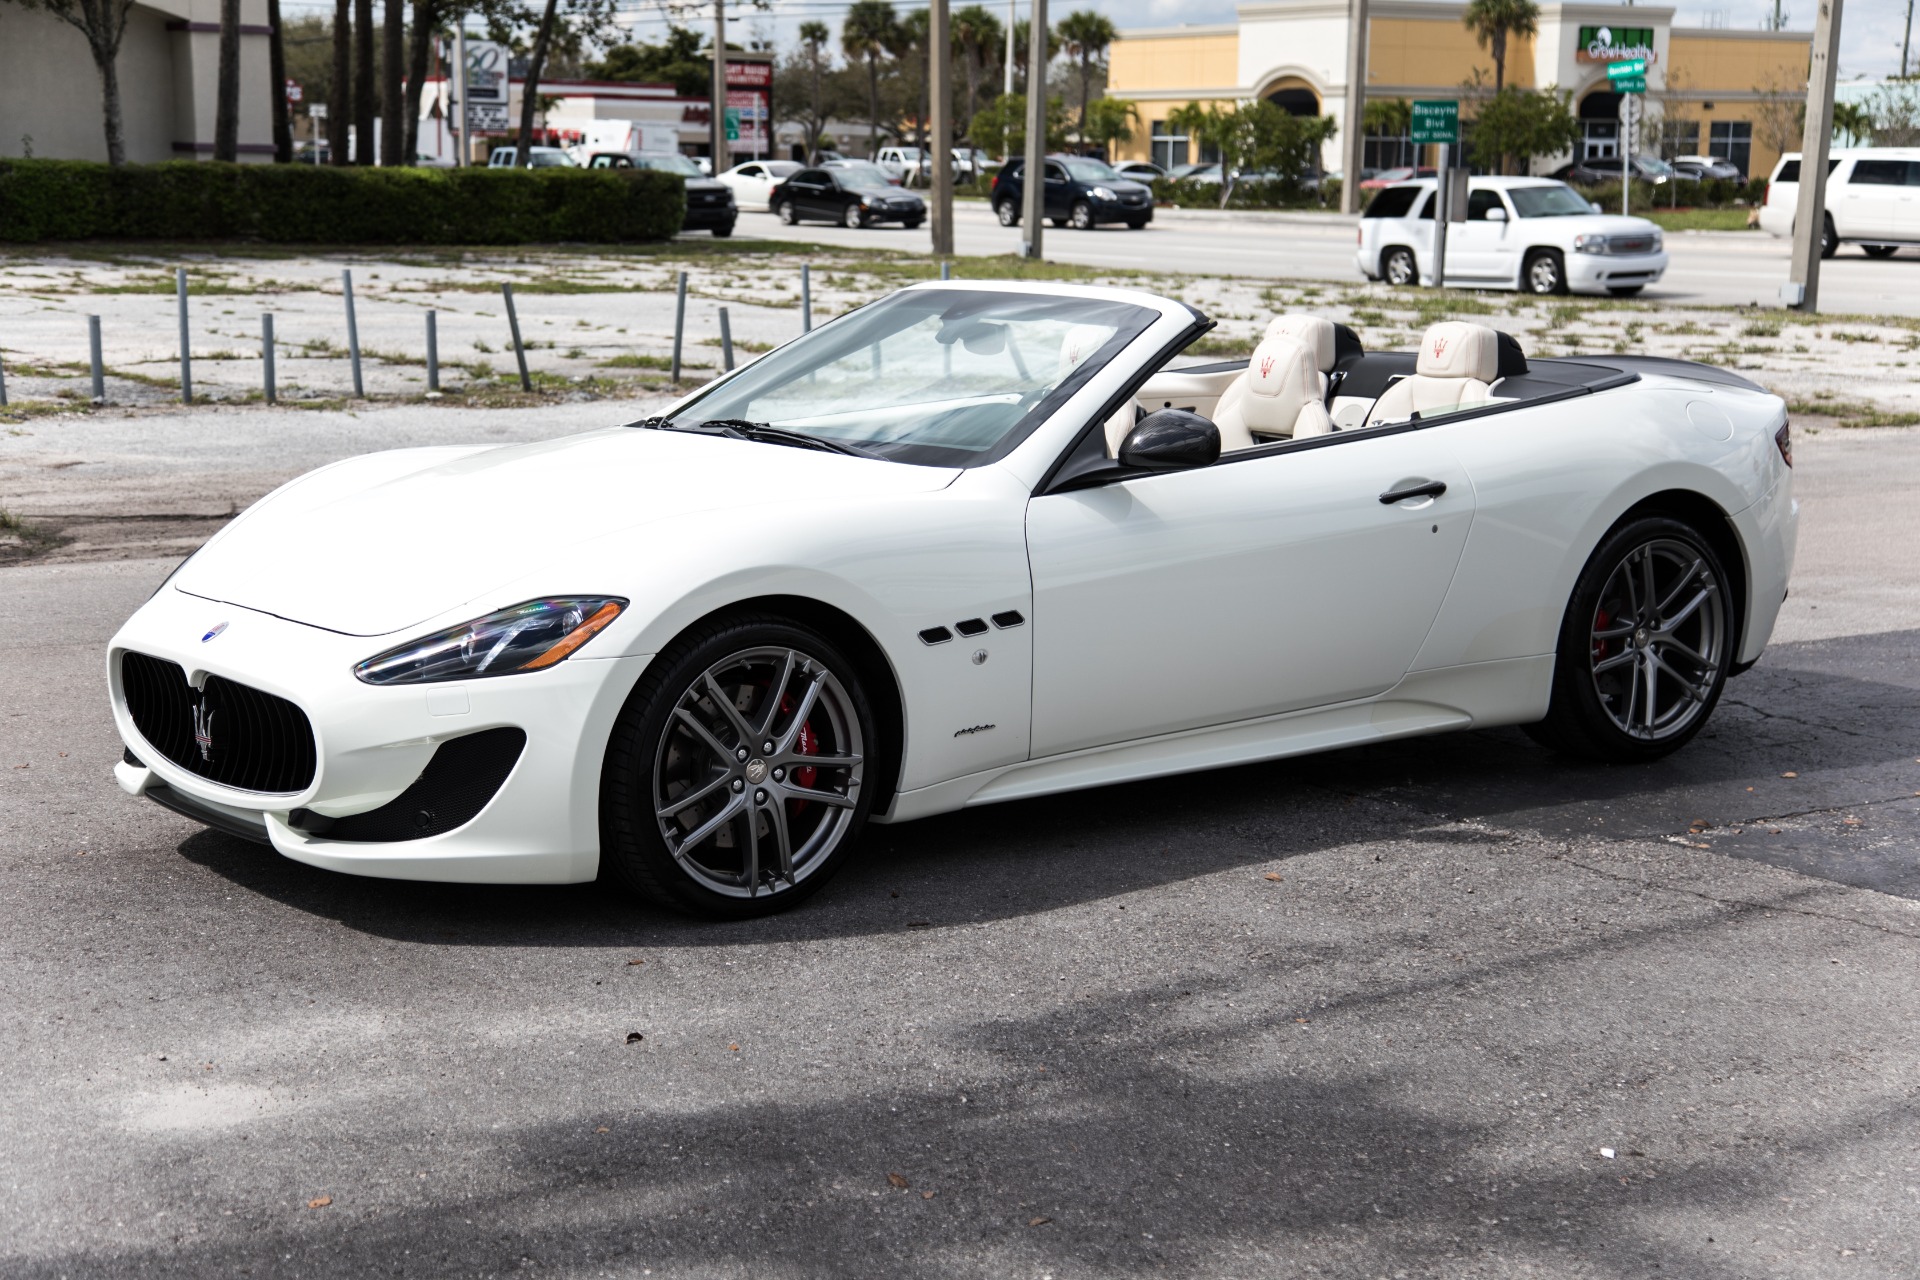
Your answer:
[4,419,1919,1278]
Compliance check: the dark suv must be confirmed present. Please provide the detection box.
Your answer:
[991,156,1153,230]
[587,151,737,236]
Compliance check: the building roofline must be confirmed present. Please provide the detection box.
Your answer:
[1114,23,1239,39]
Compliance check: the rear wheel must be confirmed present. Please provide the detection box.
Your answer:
[1069,201,1094,230]
[1863,244,1899,259]
[776,201,797,225]
[712,222,735,238]
[1382,246,1418,286]
[1820,215,1838,259]
[996,200,1019,226]
[601,616,876,918]
[1525,516,1733,762]
[1523,249,1568,295]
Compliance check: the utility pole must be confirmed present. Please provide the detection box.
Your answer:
[1019,0,1047,258]
[1004,0,1016,97]
[1902,0,1913,78]
[930,0,954,255]
[1339,0,1369,214]
[1786,0,1843,312]
[454,27,468,166]
[712,0,728,175]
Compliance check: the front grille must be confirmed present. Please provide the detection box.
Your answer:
[1608,234,1657,255]
[293,728,525,843]
[120,651,317,794]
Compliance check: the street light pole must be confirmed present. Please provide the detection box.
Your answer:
[453,27,467,166]
[711,0,728,174]
[1019,0,1047,259]
[1339,0,1369,215]
[1005,0,1016,97]
[930,0,954,256]
[1786,0,1844,312]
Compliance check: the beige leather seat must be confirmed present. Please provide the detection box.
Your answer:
[1364,321,1500,427]
[1212,335,1334,446]
[1264,314,1338,394]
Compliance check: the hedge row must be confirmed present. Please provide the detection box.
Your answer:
[0,159,685,244]
[1566,175,1769,211]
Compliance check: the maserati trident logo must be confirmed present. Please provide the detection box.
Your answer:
[1431,336,1450,360]
[1258,355,1275,379]
[192,699,216,762]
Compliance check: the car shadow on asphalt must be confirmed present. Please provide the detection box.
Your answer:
[172,628,1920,944]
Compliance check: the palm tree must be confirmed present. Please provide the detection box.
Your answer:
[1462,0,1539,93]
[842,0,900,155]
[1832,100,1874,147]
[799,20,831,161]
[1056,10,1115,145]
[951,5,1001,135]
[1011,17,1059,97]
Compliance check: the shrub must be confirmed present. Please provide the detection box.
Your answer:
[1149,176,1332,210]
[0,159,684,244]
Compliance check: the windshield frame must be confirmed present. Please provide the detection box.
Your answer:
[637,153,703,177]
[657,287,1161,469]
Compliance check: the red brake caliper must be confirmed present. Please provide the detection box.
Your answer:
[1592,608,1612,663]
[780,694,819,811]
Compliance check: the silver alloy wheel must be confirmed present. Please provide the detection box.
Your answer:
[996,201,1018,227]
[1527,252,1562,294]
[1070,201,1093,229]
[777,202,796,225]
[1588,538,1726,741]
[653,646,864,899]
[845,203,865,228]
[1384,248,1416,286]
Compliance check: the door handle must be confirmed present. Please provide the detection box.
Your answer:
[1379,480,1447,504]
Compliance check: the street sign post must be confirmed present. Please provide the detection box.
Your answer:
[1410,100,1458,145]
[1611,76,1647,94]
[1605,58,1647,81]
[1411,101,1460,288]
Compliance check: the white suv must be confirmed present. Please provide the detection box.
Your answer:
[1356,176,1668,297]
[1758,147,1920,258]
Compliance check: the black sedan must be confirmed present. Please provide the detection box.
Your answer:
[990,156,1152,230]
[587,151,737,236]
[770,164,926,229]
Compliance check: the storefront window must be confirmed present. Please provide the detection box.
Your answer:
[1150,121,1189,170]
[1660,119,1700,158]
[1709,121,1752,178]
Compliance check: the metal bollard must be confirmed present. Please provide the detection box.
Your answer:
[88,315,105,403]
[800,263,812,333]
[670,271,688,382]
[941,261,952,281]
[261,313,276,404]
[342,269,364,398]
[501,283,532,392]
[718,306,734,372]
[425,311,439,392]
[0,350,7,406]
[176,267,192,404]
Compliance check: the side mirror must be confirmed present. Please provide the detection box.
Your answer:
[1119,409,1221,472]
[1590,201,1603,214]
[1484,206,1508,223]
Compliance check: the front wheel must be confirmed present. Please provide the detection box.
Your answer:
[1524,249,1568,295]
[776,201,797,225]
[1382,246,1418,286]
[995,200,1019,226]
[1525,516,1734,762]
[1820,216,1838,259]
[845,203,867,229]
[712,222,735,238]
[601,616,877,918]
[1126,217,1148,230]
[1069,201,1094,230]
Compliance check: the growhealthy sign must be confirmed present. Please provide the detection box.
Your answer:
[1410,100,1459,146]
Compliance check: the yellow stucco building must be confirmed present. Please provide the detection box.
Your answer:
[1109,2,1814,179]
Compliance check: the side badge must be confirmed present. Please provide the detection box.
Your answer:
[202,622,229,643]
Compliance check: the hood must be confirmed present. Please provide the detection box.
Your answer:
[1110,180,1151,195]
[174,429,959,637]
[686,178,730,195]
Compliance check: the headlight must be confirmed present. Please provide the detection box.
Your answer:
[1091,186,1117,201]
[1650,230,1664,252]
[355,597,626,685]
[1573,233,1607,254]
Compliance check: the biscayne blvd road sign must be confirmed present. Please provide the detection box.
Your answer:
[1410,100,1459,146]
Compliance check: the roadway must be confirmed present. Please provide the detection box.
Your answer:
[734,200,1920,317]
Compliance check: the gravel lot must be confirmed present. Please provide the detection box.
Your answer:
[3,398,1919,1276]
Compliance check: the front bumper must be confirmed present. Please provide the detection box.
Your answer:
[108,586,652,884]
[683,202,737,230]
[862,203,925,223]
[1566,249,1668,292]
[1089,196,1153,224]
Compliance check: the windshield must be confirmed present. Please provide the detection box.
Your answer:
[663,289,1158,467]
[528,151,576,167]
[1063,158,1121,182]
[833,163,896,189]
[638,154,703,177]
[1635,156,1676,177]
[1507,183,1595,218]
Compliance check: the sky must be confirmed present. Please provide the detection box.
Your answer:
[278,0,1918,82]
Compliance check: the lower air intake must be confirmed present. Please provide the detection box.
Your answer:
[294,727,526,843]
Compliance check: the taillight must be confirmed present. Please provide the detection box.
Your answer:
[1775,421,1793,468]
[1763,180,1771,205]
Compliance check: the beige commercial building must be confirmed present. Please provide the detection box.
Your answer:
[1109,2,1815,178]
[0,0,275,163]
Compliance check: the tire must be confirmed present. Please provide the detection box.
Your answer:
[1525,515,1735,763]
[1607,285,1644,297]
[1863,245,1898,259]
[601,615,878,918]
[1049,216,1068,228]
[712,222,735,238]
[776,201,797,225]
[1523,249,1568,295]
[1069,201,1094,230]
[996,200,1019,226]
[1126,217,1148,230]
[845,203,867,229]
[1820,216,1838,259]
[1382,246,1418,287]
[903,219,923,230]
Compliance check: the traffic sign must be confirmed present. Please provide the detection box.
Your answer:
[1606,58,1648,80]
[1613,76,1647,94]
[1410,100,1459,146]
[723,107,741,142]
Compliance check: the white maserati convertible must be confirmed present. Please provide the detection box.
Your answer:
[108,282,1797,916]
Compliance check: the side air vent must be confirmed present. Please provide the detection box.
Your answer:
[918,627,953,645]
[954,618,989,637]
[292,728,526,843]
[991,611,1025,629]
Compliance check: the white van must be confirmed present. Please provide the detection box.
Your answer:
[1758,147,1920,258]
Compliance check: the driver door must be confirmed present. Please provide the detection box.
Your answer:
[1043,161,1072,220]
[1025,430,1475,758]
